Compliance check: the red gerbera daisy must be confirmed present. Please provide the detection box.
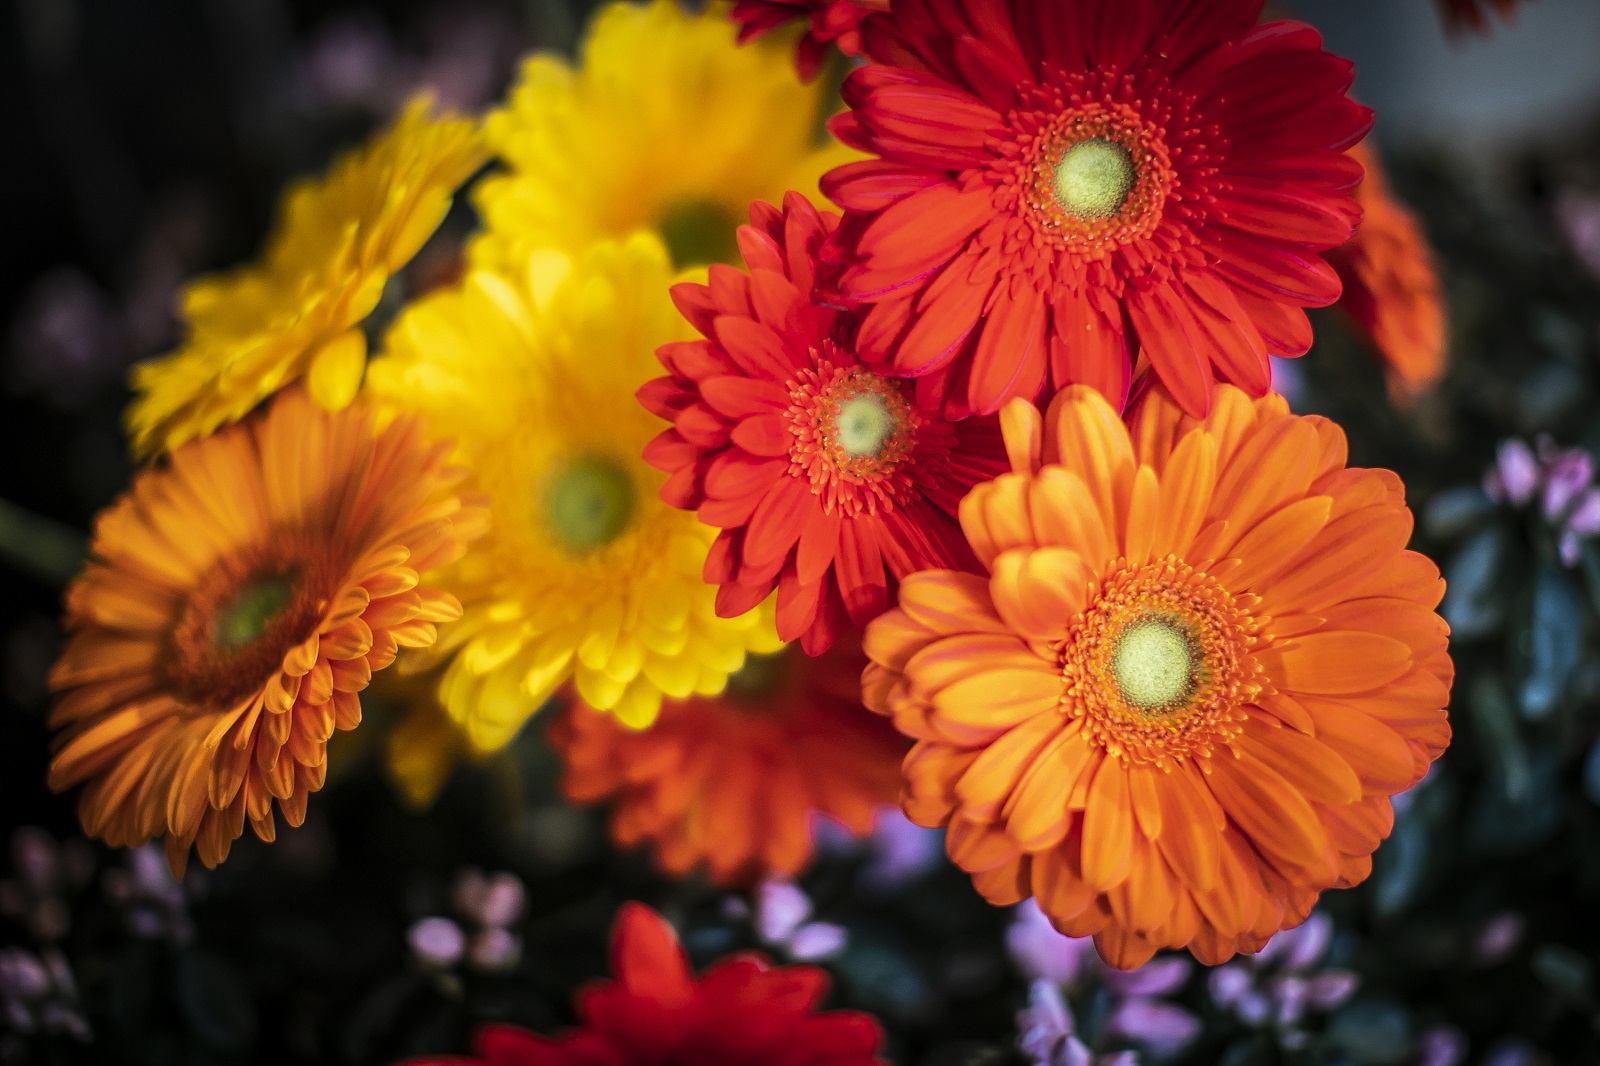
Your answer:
[730,0,889,81]
[403,903,885,1066]
[640,193,1009,653]
[823,0,1373,418]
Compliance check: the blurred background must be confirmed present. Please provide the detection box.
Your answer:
[3,1,1600,1064]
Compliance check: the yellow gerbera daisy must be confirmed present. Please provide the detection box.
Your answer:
[368,234,782,751]
[471,0,857,271]
[126,99,486,459]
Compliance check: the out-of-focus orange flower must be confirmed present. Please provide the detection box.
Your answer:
[1330,143,1448,402]
[862,383,1453,969]
[551,638,907,886]
[48,388,486,874]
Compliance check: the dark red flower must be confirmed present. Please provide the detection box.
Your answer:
[640,193,1008,654]
[823,0,1373,418]
[730,0,889,81]
[1436,0,1527,33]
[404,903,885,1066]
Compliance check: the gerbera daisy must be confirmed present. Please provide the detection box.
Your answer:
[550,636,908,885]
[126,100,484,458]
[729,0,888,81]
[823,0,1372,418]
[48,388,486,874]
[368,235,781,749]
[403,903,885,1066]
[861,383,1453,969]
[1329,143,1447,402]
[472,0,858,273]
[640,193,1009,654]
[1436,0,1527,32]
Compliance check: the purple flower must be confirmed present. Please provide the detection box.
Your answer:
[1103,999,1201,1059]
[1008,903,1197,1060]
[1557,190,1600,283]
[0,828,95,945]
[1541,448,1595,521]
[1566,489,1600,537]
[753,880,848,961]
[1209,912,1358,1048]
[408,916,466,968]
[468,927,522,973]
[1485,439,1540,506]
[1415,1024,1469,1066]
[454,869,526,929]
[859,808,944,891]
[102,844,191,947]
[1018,980,1140,1066]
[0,947,90,1040]
[1007,900,1100,986]
[1474,912,1524,965]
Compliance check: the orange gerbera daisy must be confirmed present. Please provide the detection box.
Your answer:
[1436,0,1527,32]
[47,388,486,874]
[824,0,1371,418]
[730,0,888,81]
[1330,143,1447,403]
[550,637,908,886]
[861,383,1453,969]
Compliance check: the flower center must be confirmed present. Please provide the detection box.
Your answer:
[1054,138,1135,220]
[1004,93,1181,266]
[834,394,895,458]
[1061,557,1265,767]
[658,198,742,268]
[787,352,927,518]
[1111,617,1195,710]
[214,574,296,650]
[167,537,327,708]
[543,456,636,554]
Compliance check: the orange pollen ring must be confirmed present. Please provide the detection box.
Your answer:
[166,533,331,708]
[1016,100,1174,255]
[1061,556,1265,767]
[786,354,920,517]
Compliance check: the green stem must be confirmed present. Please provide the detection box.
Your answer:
[0,498,87,586]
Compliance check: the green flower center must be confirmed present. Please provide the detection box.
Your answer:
[214,574,296,650]
[1111,618,1195,710]
[544,456,636,555]
[658,198,742,268]
[834,394,895,459]
[1054,138,1136,220]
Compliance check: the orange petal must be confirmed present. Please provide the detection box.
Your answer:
[1080,757,1134,890]
[989,548,1093,642]
[896,571,1008,635]
[955,714,1065,823]
[1206,753,1333,876]
[1000,397,1043,475]
[1152,429,1217,559]
[1269,631,1413,694]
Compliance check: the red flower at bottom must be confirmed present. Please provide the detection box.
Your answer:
[730,0,888,81]
[406,904,885,1066]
